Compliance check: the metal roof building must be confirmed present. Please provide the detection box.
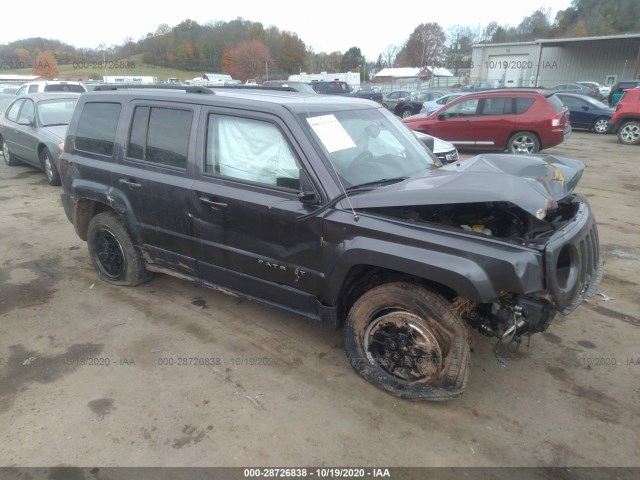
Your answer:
[470,34,640,88]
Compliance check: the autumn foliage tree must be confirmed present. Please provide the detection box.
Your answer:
[32,50,58,79]
[222,40,273,81]
[397,23,446,68]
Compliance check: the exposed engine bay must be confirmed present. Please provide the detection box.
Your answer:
[362,197,579,245]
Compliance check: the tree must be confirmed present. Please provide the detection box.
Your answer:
[14,48,31,66]
[382,44,398,68]
[340,46,365,72]
[275,32,306,75]
[32,51,58,79]
[397,23,446,68]
[223,40,273,81]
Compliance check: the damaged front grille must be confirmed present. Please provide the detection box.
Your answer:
[545,195,603,314]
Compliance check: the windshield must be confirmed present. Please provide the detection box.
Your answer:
[299,107,439,189]
[37,99,78,126]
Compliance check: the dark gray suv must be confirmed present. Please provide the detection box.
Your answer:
[59,85,602,400]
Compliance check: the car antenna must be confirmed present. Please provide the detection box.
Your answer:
[302,97,359,222]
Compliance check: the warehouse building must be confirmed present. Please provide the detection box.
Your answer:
[470,34,640,88]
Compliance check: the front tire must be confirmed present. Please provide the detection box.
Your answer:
[87,212,152,286]
[618,121,640,145]
[344,282,470,400]
[40,148,60,186]
[401,108,414,119]
[2,138,19,166]
[507,131,540,154]
[592,117,610,134]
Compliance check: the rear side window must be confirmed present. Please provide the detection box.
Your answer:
[515,97,536,114]
[75,102,121,156]
[126,106,192,169]
[327,82,349,93]
[481,97,513,115]
[44,84,86,93]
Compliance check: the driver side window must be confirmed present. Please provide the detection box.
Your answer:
[443,99,479,117]
[205,114,302,190]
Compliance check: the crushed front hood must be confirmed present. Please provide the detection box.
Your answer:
[341,154,585,217]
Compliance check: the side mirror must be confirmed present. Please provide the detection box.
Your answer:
[438,113,446,120]
[18,118,33,126]
[298,171,320,205]
[582,106,589,111]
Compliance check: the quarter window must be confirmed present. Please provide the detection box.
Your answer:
[515,98,536,114]
[205,114,301,190]
[75,102,121,156]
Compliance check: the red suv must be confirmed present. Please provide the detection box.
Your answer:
[403,88,571,154]
[608,87,640,145]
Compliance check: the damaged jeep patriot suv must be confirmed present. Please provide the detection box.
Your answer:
[59,85,603,400]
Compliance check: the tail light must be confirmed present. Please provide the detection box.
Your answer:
[551,113,561,127]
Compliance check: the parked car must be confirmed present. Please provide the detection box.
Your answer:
[576,81,610,100]
[15,81,87,95]
[461,81,496,92]
[608,80,640,107]
[393,90,447,118]
[413,131,460,164]
[402,88,571,154]
[421,92,469,115]
[0,93,80,185]
[58,85,601,400]
[551,83,598,98]
[381,90,413,110]
[555,93,613,133]
[608,87,640,145]
[261,80,317,94]
[310,80,383,103]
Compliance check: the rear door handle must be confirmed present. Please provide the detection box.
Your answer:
[199,196,228,209]
[119,178,142,189]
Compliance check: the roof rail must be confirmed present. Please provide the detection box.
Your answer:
[93,84,214,94]
[209,85,297,92]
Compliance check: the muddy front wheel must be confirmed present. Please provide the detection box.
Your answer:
[344,282,470,400]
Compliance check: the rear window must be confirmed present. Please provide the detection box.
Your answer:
[546,94,565,114]
[74,102,121,156]
[326,82,349,94]
[44,84,86,93]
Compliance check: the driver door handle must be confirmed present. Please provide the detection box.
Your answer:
[119,178,142,189]
[199,196,228,209]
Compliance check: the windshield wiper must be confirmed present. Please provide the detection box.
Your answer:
[346,177,408,191]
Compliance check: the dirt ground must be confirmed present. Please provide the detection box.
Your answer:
[0,131,638,469]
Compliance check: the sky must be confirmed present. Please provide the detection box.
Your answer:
[2,0,573,61]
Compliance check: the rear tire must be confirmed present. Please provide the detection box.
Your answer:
[591,117,610,134]
[618,121,640,145]
[507,131,540,154]
[87,212,152,287]
[40,147,60,186]
[344,282,470,400]
[401,108,414,119]
[2,138,19,166]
